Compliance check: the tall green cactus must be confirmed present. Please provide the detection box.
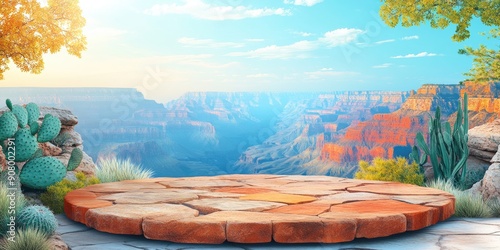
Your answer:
[411,93,469,186]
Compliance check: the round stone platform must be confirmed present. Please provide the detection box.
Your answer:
[63,175,455,244]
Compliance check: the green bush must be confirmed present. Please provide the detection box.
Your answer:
[96,157,153,183]
[40,172,100,214]
[355,157,425,186]
[427,179,492,217]
[0,228,52,250]
[487,198,500,217]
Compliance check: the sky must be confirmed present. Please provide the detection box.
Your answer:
[1,0,497,103]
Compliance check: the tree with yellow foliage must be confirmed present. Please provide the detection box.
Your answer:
[379,0,500,83]
[0,0,86,79]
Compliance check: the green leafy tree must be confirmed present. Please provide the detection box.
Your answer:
[379,0,500,82]
[0,0,87,79]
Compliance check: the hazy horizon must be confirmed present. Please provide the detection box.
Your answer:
[1,0,495,103]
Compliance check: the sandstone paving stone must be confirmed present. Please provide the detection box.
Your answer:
[265,203,331,215]
[185,198,286,214]
[81,182,166,193]
[328,200,440,231]
[197,192,244,198]
[97,191,199,204]
[320,211,407,238]
[315,191,391,204]
[425,198,455,221]
[214,187,276,194]
[239,191,317,204]
[242,178,294,187]
[144,216,226,244]
[276,188,340,196]
[348,183,451,195]
[392,195,450,205]
[64,198,113,225]
[277,175,346,182]
[162,179,245,189]
[85,204,199,235]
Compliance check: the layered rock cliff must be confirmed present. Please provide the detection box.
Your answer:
[318,82,500,177]
[232,91,412,176]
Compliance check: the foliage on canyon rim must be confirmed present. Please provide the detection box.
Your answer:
[0,0,86,79]
[355,157,424,186]
[379,0,500,82]
[41,172,100,214]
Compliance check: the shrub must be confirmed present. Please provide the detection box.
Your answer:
[427,179,492,218]
[355,157,424,186]
[40,172,100,214]
[0,177,26,237]
[96,157,153,183]
[487,198,500,217]
[0,228,52,250]
[17,205,58,236]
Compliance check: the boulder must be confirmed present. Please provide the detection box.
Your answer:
[470,145,500,201]
[468,119,500,161]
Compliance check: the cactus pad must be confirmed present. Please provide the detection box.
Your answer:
[6,99,12,110]
[20,157,67,189]
[67,148,83,171]
[12,104,28,127]
[37,114,61,143]
[0,111,18,141]
[25,102,40,124]
[17,205,58,235]
[13,128,38,162]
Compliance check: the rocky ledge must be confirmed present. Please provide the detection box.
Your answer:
[64,175,455,244]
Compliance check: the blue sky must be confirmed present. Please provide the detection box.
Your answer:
[2,0,496,103]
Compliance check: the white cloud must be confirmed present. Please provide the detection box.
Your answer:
[402,35,419,40]
[305,68,357,79]
[372,63,392,68]
[178,37,244,48]
[228,28,363,59]
[391,52,437,59]
[284,0,323,6]
[319,28,364,47]
[227,40,317,59]
[293,31,314,37]
[144,0,291,20]
[375,39,395,44]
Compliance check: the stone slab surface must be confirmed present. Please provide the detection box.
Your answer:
[64,174,456,244]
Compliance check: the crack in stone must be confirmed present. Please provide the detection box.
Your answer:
[435,234,445,250]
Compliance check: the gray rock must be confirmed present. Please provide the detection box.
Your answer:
[39,106,78,126]
[479,163,500,200]
[491,145,500,163]
[468,119,500,157]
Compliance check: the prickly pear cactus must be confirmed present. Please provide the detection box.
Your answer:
[17,205,58,235]
[0,111,18,141]
[25,102,40,124]
[19,157,67,189]
[11,104,28,127]
[67,148,83,171]
[13,128,39,162]
[37,114,61,143]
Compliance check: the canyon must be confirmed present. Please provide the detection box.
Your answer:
[1,82,498,177]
